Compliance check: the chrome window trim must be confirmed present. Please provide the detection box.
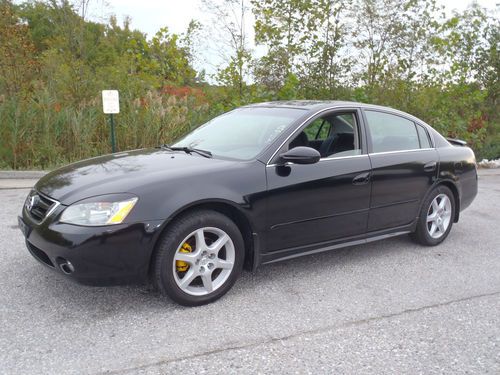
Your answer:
[266,153,367,168]
[266,148,436,168]
[320,153,367,162]
[368,147,435,156]
[266,105,438,166]
[265,105,361,165]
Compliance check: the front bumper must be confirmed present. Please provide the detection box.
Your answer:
[19,205,164,285]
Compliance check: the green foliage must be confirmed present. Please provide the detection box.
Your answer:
[0,0,498,169]
[252,0,315,89]
[149,27,197,85]
[278,73,301,100]
[0,1,39,97]
[0,0,210,169]
[202,0,253,101]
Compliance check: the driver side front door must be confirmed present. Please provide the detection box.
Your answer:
[263,109,372,260]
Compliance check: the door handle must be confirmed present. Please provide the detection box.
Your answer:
[424,161,437,172]
[352,172,371,185]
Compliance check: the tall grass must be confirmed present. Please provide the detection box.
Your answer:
[0,91,211,169]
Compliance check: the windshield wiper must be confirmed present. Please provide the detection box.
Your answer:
[159,144,212,158]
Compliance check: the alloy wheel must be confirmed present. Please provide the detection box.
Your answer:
[172,227,235,296]
[426,193,452,239]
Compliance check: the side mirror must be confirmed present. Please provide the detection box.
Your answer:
[279,146,321,165]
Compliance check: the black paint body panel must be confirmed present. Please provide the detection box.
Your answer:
[19,101,478,283]
[368,149,438,231]
[265,156,371,251]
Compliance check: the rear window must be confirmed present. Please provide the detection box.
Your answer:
[416,125,431,148]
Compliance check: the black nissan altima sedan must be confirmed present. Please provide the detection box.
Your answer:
[19,101,478,306]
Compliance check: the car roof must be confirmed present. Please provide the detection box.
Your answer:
[245,100,407,112]
[245,100,353,111]
[244,100,428,126]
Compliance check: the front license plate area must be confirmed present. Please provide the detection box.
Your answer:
[18,216,31,238]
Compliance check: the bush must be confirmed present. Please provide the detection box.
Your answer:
[0,89,211,169]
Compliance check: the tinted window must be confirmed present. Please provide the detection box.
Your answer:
[304,118,330,140]
[416,125,431,148]
[173,107,305,160]
[289,112,360,158]
[365,111,419,153]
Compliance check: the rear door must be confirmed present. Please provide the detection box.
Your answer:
[363,109,438,232]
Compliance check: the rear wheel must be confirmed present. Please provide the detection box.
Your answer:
[411,185,455,246]
[153,210,244,306]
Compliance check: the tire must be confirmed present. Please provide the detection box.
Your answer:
[411,185,455,246]
[153,210,244,306]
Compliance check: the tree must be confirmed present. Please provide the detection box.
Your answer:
[298,0,352,98]
[477,13,499,135]
[252,0,315,91]
[0,0,38,97]
[201,0,252,101]
[433,4,499,156]
[149,27,197,85]
[350,0,443,107]
[179,19,205,82]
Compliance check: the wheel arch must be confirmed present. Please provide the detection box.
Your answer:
[425,179,460,223]
[148,199,258,277]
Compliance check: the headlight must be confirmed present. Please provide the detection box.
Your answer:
[60,197,138,226]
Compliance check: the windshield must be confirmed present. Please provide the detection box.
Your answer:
[172,107,306,160]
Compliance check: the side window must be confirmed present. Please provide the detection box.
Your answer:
[303,118,330,141]
[289,112,361,158]
[416,125,431,148]
[365,111,420,153]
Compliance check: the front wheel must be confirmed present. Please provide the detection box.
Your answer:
[153,210,244,306]
[411,185,455,246]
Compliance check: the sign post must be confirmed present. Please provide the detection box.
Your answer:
[109,113,116,153]
[101,90,120,153]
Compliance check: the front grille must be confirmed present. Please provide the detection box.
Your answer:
[25,190,59,223]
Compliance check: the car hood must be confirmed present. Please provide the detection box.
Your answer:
[36,149,237,205]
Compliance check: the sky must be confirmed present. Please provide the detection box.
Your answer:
[87,0,497,75]
[93,0,497,38]
[90,0,208,37]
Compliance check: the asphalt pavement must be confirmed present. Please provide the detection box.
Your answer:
[0,169,499,374]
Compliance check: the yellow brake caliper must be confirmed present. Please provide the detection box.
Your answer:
[176,242,192,272]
